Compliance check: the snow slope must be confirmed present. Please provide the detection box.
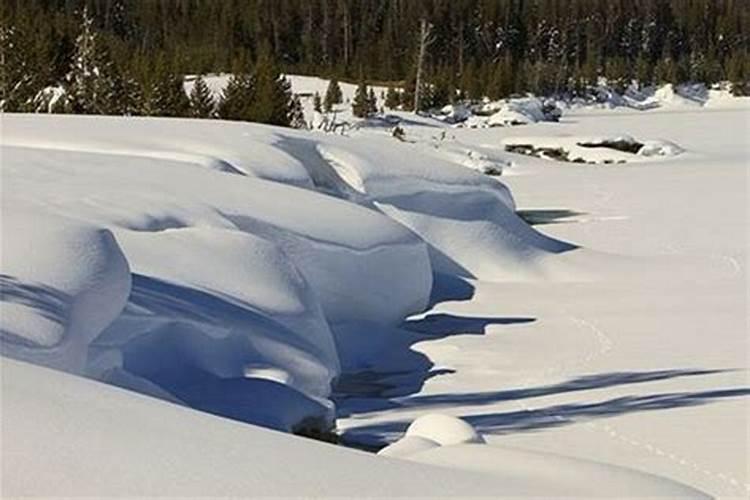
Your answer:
[336,104,750,499]
[2,358,709,498]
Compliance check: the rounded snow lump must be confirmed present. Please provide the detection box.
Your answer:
[377,436,441,458]
[404,414,485,446]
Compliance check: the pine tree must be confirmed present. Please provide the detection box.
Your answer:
[107,62,143,115]
[324,77,343,112]
[65,7,118,114]
[289,95,306,128]
[0,23,37,112]
[189,75,215,118]
[146,56,190,117]
[351,77,370,118]
[217,55,255,121]
[313,91,322,112]
[385,86,400,109]
[248,45,293,126]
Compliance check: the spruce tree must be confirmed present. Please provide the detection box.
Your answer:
[146,56,190,117]
[367,88,378,115]
[248,46,293,126]
[289,95,306,128]
[189,75,215,118]
[0,23,37,112]
[351,77,370,118]
[324,77,343,112]
[217,55,255,121]
[313,91,322,112]
[65,7,118,114]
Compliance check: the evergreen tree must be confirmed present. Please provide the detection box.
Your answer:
[313,91,322,112]
[189,75,215,118]
[65,7,118,114]
[385,86,400,109]
[217,55,255,121]
[3,0,746,105]
[107,62,143,115]
[324,77,343,112]
[248,45,293,126]
[0,23,37,111]
[289,95,306,128]
[351,77,370,118]
[146,56,190,117]
[367,88,378,115]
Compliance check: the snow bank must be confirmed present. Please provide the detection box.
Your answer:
[1,211,131,373]
[314,137,577,281]
[1,113,314,186]
[0,358,536,498]
[1,115,435,431]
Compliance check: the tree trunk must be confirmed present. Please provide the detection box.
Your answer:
[414,19,432,113]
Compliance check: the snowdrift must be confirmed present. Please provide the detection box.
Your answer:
[0,116,439,432]
[0,358,519,497]
[1,112,581,432]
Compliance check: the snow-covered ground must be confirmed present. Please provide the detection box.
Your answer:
[336,103,750,499]
[2,80,748,497]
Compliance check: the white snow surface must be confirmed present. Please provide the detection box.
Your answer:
[2,358,710,498]
[2,83,749,497]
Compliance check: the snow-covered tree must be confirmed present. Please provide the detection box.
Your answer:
[0,24,37,112]
[65,7,119,114]
[189,75,215,118]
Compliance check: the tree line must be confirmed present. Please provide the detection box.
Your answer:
[1,0,748,120]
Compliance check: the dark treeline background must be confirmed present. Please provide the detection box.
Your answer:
[2,0,749,112]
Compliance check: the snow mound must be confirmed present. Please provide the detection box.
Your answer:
[1,114,314,186]
[404,414,486,446]
[377,435,441,457]
[1,211,131,373]
[0,358,545,497]
[315,137,581,281]
[1,115,438,431]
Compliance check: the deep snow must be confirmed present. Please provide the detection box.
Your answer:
[1,81,748,497]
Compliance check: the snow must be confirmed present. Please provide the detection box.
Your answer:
[2,79,749,497]
[0,116,439,432]
[1,211,131,372]
[402,413,486,445]
[337,103,750,499]
[0,358,517,497]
